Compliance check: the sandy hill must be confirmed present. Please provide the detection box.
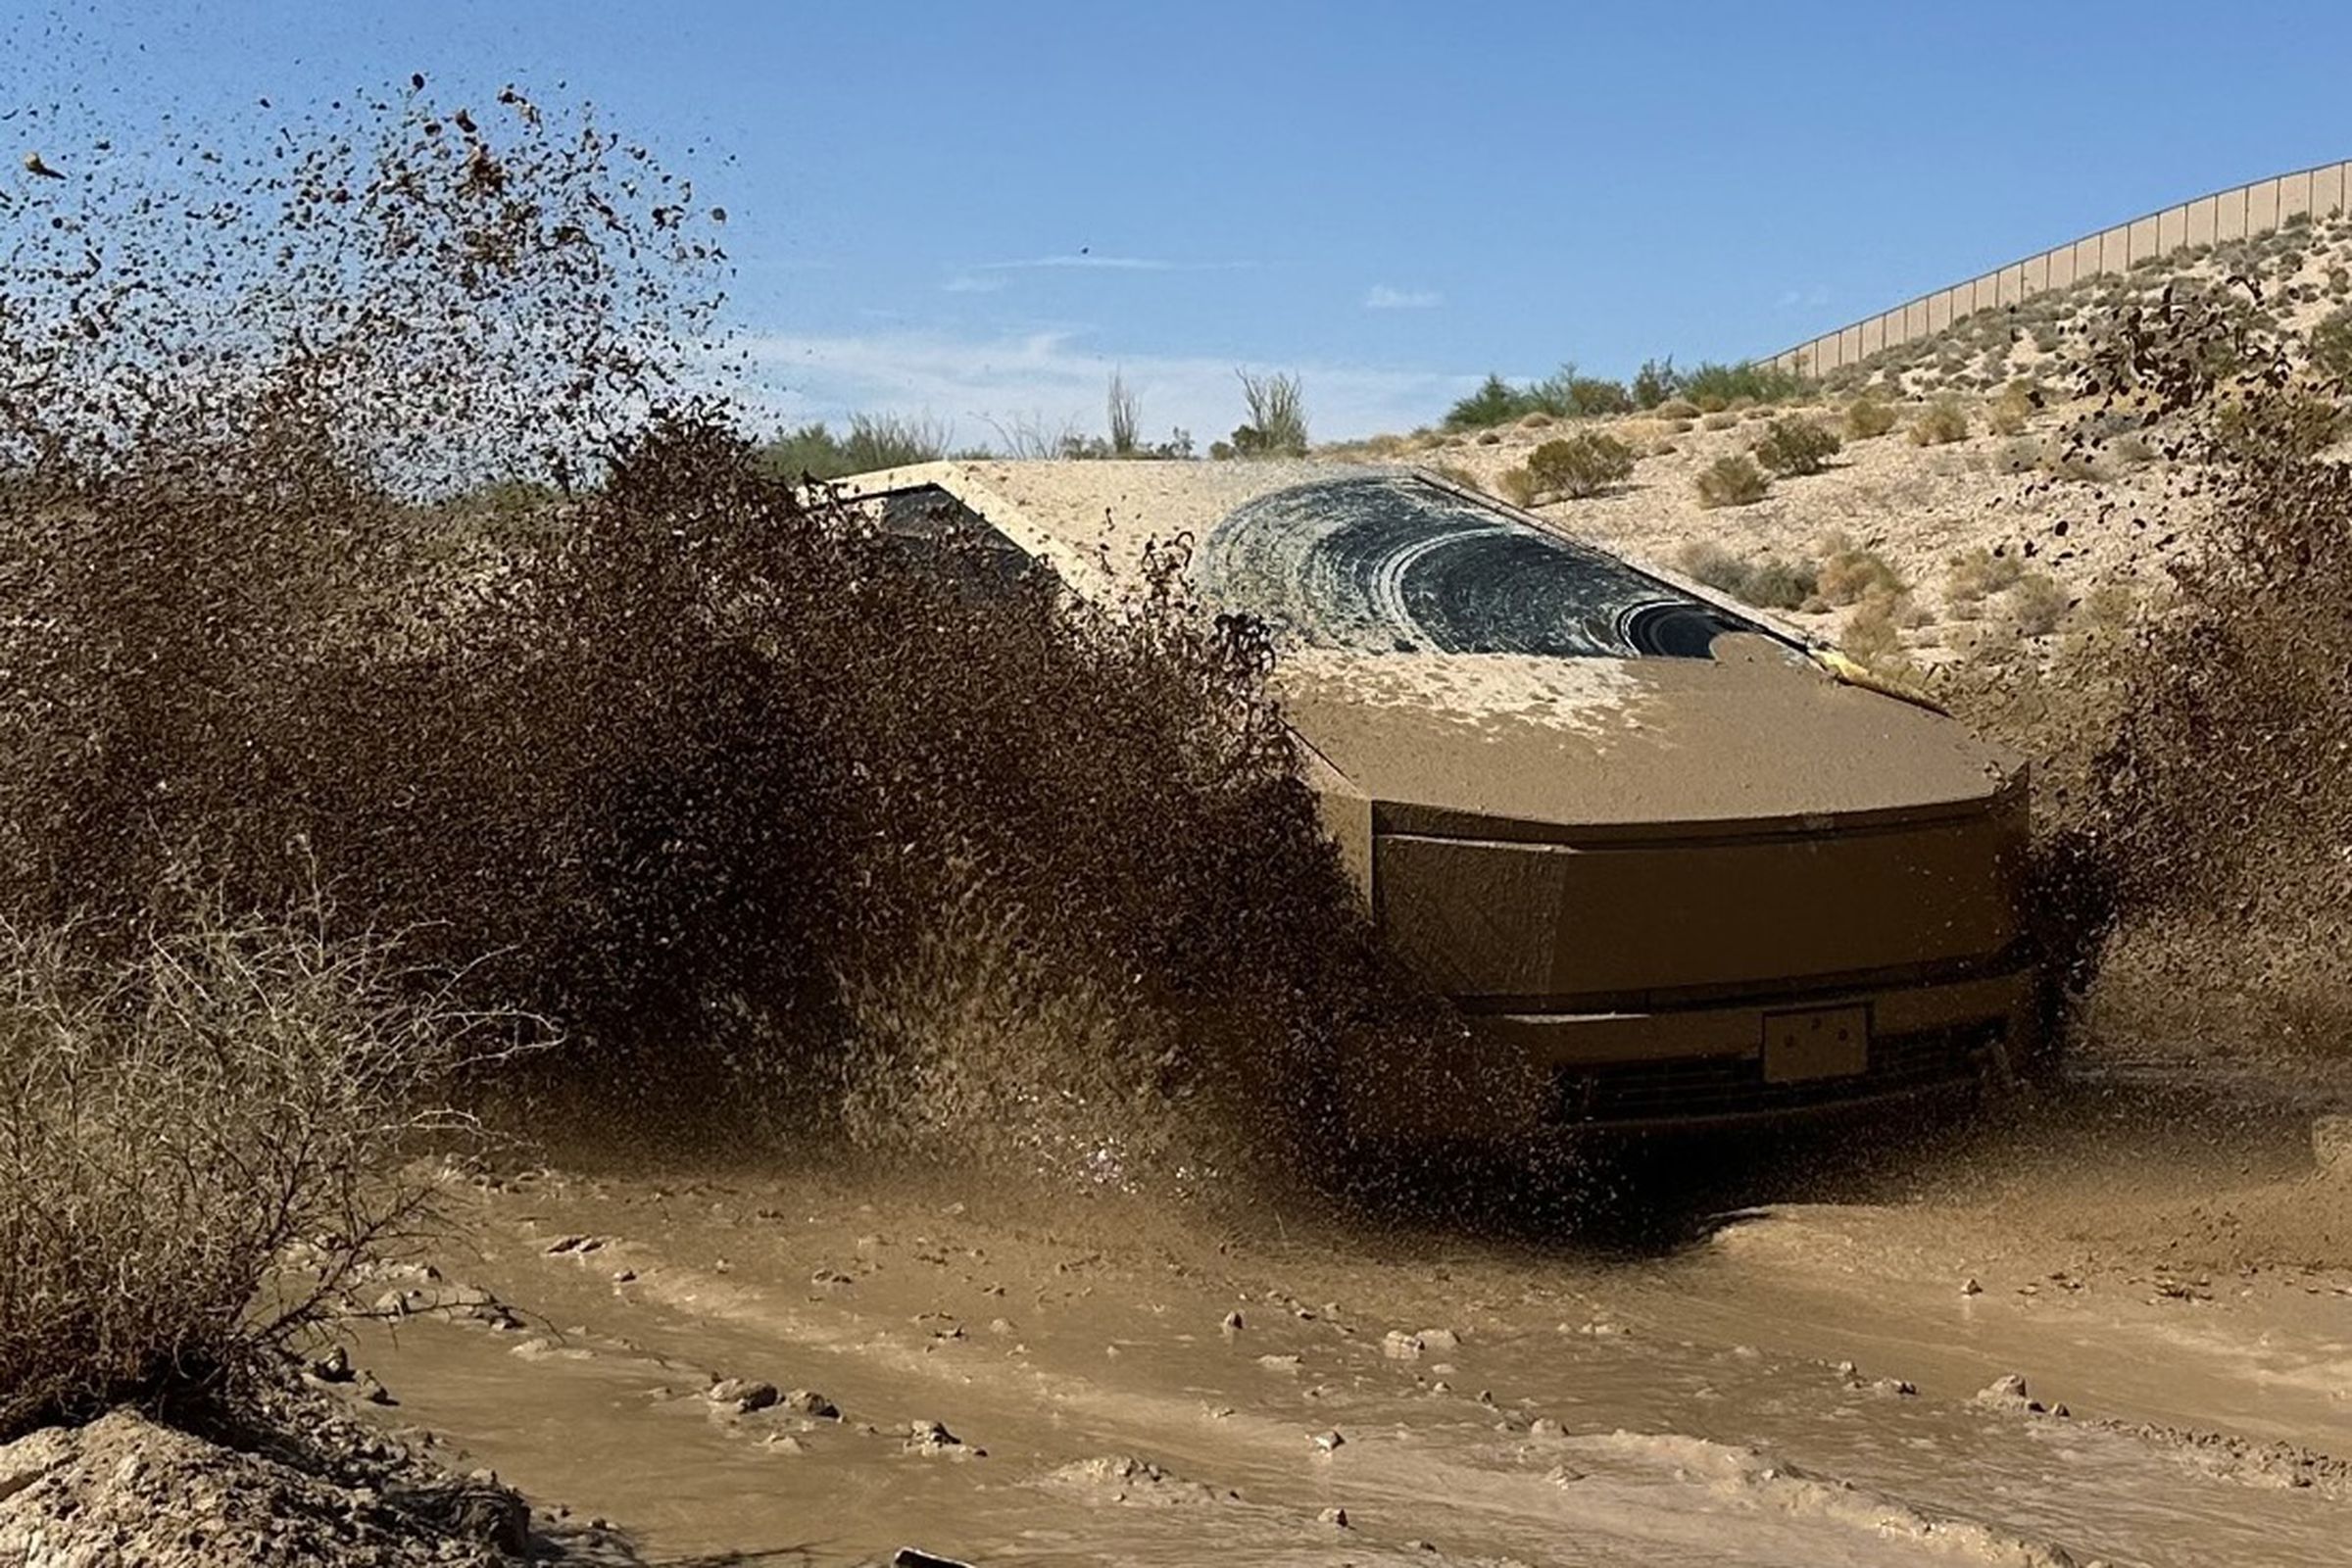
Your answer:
[1337,208,2352,685]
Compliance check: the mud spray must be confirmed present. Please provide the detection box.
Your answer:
[0,81,1444,1211]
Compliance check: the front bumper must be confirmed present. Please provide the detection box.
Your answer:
[1344,963,2034,1139]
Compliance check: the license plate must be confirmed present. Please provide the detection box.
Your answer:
[1762,1005,1869,1083]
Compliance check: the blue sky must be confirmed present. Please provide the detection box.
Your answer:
[13,2,2352,441]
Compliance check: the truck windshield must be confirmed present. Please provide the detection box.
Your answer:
[1195,473,1767,659]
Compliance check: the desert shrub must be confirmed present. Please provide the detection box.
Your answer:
[1838,592,1912,674]
[1521,432,1635,501]
[1816,537,1905,605]
[1442,367,1628,429]
[1424,461,1482,492]
[1562,376,1633,416]
[1518,411,1555,430]
[1945,546,2023,606]
[1475,429,1503,445]
[1693,454,1769,508]
[1228,368,1309,457]
[1843,397,1898,439]
[1652,397,1700,420]
[1107,370,1141,456]
[1675,543,1817,611]
[1986,381,2036,436]
[1751,416,1840,477]
[1680,360,1809,407]
[1992,436,2046,474]
[759,413,951,480]
[2215,387,2347,461]
[0,916,470,1438]
[1632,358,1683,409]
[1701,411,1739,431]
[1445,373,1539,431]
[1677,539,1749,595]
[2008,570,2071,635]
[1909,398,1971,445]
[1496,466,1540,508]
[1742,558,1820,610]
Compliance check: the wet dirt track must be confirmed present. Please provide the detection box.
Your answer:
[344,1075,2352,1568]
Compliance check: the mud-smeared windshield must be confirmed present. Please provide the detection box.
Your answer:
[1195,473,1766,659]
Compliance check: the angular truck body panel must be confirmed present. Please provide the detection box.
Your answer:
[841,461,2038,1135]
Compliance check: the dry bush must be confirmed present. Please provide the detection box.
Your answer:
[1700,411,1740,431]
[1843,398,1899,439]
[1693,454,1769,508]
[1909,398,1971,445]
[1520,432,1635,501]
[0,915,472,1439]
[1838,592,1912,675]
[2008,570,2071,635]
[1991,437,2045,474]
[1944,546,2024,606]
[1815,536,1905,605]
[1676,539,1748,595]
[1652,398,1700,419]
[1677,542,1819,612]
[1751,416,1840,477]
[1986,380,2038,436]
[1226,369,1309,458]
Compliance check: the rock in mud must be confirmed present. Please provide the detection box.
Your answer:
[1974,1373,2051,1413]
[783,1388,840,1420]
[1318,1505,1350,1527]
[1313,1429,1347,1452]
[1053,1454,1224,1505]
[1221,1309,1246,1334]
[309,1346,356,1385]
[1418,1327,1462,1352]
[1383,1330,1425,1360]
[707,1378,780,1413]
[905,1420,966,1456]
[1256,1353,1302,1374]
[891,1550,975,1568]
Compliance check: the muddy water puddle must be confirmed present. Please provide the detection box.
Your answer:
[342,1122,2352,1568]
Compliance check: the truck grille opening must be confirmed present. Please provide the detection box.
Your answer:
[1547,1022,2004,1125]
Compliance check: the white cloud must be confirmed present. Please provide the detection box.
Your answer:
[941,273,1006,294]
[1363,284,1443,311]
[736,328,1477,443]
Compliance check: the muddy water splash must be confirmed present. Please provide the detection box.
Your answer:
[0,84,1430,1194]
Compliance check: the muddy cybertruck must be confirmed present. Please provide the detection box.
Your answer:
[842,461,2035,1140]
